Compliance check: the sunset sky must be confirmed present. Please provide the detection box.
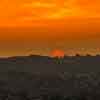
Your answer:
[0,0,100,56]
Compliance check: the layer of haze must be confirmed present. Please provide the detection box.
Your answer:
[0,0,100,56]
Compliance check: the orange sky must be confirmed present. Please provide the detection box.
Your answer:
[0,0,100,56]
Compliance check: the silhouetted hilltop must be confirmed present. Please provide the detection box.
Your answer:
[0,55,100,73]
[6,54,100,63]
[0,55,100,99]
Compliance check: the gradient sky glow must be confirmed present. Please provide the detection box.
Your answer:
[0,0,100,56]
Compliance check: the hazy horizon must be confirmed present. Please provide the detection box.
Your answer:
[0,48,99,57]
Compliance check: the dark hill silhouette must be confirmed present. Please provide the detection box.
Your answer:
[0,55,100,99]
[0,55,100,73]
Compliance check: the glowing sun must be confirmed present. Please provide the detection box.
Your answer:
[50,49,65,58]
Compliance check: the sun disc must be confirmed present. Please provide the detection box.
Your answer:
[50,49,65,58]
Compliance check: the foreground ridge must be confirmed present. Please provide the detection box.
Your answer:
[0,55,99,99]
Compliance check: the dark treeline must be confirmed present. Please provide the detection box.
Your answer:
[0,55,99,99]
[0,94,100,100]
